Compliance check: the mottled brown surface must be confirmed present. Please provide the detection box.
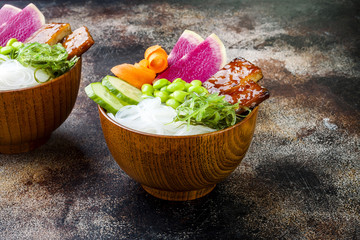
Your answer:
[0,0,359,239]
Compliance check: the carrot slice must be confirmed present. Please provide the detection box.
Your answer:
[148,52,168,73]
[144,45,162,59]
[111,63,156,89]
[144,45,168,73]
[138,59,149,68]
[134,63,156,80]
[110,45,167,89]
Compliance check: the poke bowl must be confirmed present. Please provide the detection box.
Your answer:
[87,30,269,200]
[0,3,94,154]
[99,105,259,201]
[0,58,82,154]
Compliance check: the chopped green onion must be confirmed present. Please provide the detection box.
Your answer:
[33,68,52,84]
[174,92,250,130]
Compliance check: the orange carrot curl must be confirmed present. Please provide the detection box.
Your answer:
[144,45,168,73]
[110,45,168,89]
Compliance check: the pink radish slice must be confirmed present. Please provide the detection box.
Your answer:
[0,3,45,46]
[0,4,21,26]
[156,33,227,83]
[167,29,204,66]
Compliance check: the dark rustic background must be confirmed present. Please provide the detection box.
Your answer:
[0,0,359,239]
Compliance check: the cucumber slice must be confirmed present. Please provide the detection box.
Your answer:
[102,75,142,105]
[85,82,124,114]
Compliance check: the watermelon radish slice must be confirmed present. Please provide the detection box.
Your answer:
[0,4,21,26]
[0,3,45,46]
[167,29,204,66]
[156,33,227,83]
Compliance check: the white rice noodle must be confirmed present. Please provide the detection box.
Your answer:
[0,55,50,91]
[108,97,216,136]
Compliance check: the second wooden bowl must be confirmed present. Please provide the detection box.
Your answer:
[98,105,259,201]
[0,58,82,154]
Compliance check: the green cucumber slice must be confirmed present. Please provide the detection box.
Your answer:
[102,75,142,105]
[85,82,124,114]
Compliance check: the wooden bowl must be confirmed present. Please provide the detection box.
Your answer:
[0,58,82,154]
[98,105,259,201]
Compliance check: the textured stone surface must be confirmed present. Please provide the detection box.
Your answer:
[0,0,359,239]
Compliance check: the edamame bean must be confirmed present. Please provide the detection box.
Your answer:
[160,86,170,93]
[166,82,185,92]
[188,85,205,94]
[153,78,170,89]
[11,41,24,50]
[154,90,169,103]
[6,38,17,47]
[201,87,209,94]
[173,78,186,84]
[171,90,189,103]
[190,80,202,86]
[166,98,181,109]
[0,46,14,55]
[141,84,154,96]
[184,83,192,91]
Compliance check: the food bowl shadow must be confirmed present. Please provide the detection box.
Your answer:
[98,104,259,201]
[0,58,82,154]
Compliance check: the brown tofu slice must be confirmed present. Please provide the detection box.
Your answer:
[62,26,94,59]
[25,23,72,45]
[223,80,270,110]
[203,57,263,94]
[204,57,269,111]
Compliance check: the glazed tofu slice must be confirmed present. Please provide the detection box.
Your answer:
[203,57,263,94]
[204,57,269,111]
[223,80,270,110]
[25,23,72,45]
[62,26,94,59]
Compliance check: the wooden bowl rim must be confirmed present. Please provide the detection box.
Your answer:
[0,57,81,94]
[98,104,259,139]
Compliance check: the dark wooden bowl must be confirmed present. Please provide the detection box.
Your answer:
[0,58,82,154]
[98,105,259,201]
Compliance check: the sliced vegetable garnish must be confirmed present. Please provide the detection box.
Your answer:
[111,63,156,89]
[101,75,143,105]
[85,82,124,114]
[16,42,79,81]
[138,59,149,68]
[174,92,249,130]
[33,68,51,83]
[144,45,168,73]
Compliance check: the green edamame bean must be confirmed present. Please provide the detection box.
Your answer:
[160,86,171,93]
[154,90,169,103]
[171,90,189,103]
[172,78,186,84]
[201,87,209,94]
[153,78,170,89]
[184,83,192,91]
[11,41,24,50]
[6,38,17,47]
[166,82,185,92]
[190,80,202,87]
[0,46,14,55]
[141,84,154,96]
[188,85,205,94]
[166,98,181,109]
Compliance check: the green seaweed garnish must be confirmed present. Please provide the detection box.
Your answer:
[174,92,251,130]
[16,42,78,82]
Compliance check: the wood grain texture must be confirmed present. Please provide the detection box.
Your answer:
[99,105,259,201]
[0,58,82,154]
